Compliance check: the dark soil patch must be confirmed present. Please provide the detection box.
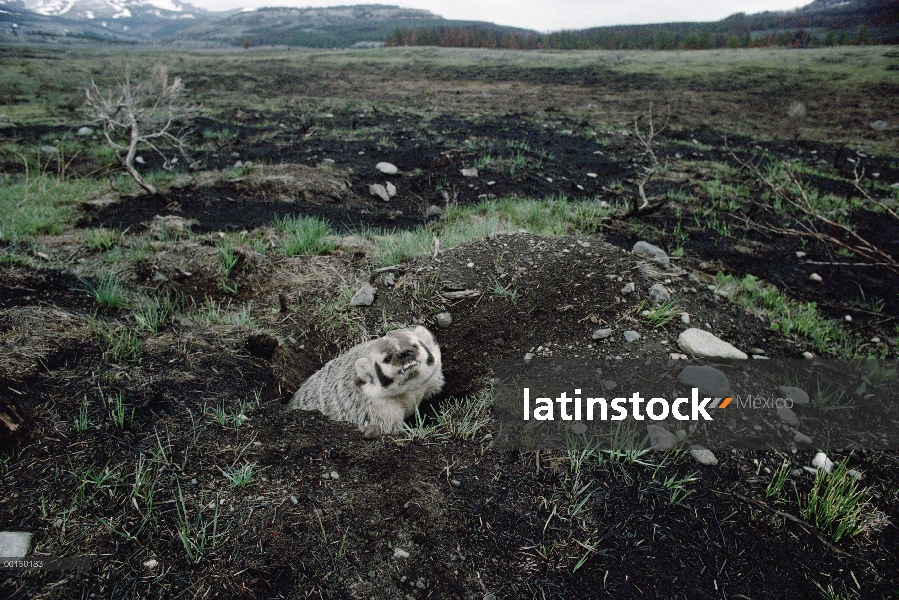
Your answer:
[0,264,99,311]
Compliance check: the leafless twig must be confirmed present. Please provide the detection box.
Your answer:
[85,66,198,194]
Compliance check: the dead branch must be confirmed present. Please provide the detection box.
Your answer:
[853,165,899,223]
[85,66,198,195]
[727,145,899,276]
[622,103,672,217]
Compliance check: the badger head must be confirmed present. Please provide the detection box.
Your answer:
[354,326,441,400]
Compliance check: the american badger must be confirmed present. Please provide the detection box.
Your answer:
[288,326,444,437]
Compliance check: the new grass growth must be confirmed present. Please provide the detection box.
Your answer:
[79,273,127,309]
[274,215,337,257]
[801,458,888,542]
[0,174,97,242]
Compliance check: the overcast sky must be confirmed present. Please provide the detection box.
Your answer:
[190,1,810,33]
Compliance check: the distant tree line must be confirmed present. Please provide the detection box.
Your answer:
[386,4,899,50]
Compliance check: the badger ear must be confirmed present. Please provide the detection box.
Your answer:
[355,357,375,383]
[412,326,434,346]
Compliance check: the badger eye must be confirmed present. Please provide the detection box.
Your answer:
[384,354,393,364]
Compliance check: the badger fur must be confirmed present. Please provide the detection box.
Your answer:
[288,326,444,437]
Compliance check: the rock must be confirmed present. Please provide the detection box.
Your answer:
[435,312,452,328]
[330,471,340,480]
[0,531,32,557]
[376,162,398,174]
[869,120,893,131]
[794,431,813,445]
[349,283,376,307]
[809,273,822,282]
[749,348,765,355]
[632,241,670,266]
[39,145,59,154]
[680,312,690,325]
[233,160,244,168]
[461,168,479,177]
[76,126,93,136]
[152,270,168,283]
[425,205,443,217]
[847,469,862,481]
[385,181,397,197]
[778,385,809,406]
[844,315,852,322]
[451,479,461,487]
[777,406,800,427]
[802,351,815,360]
[689,445,718,466]
[369,183,390,202]
[796,251,807,258]
[570,422,587,435]
[135,156,145,164]
[322,158,335,164]
[649,284,670,303]
[812,452,833,473]
[393,547,410,559]
[669,353,688,360]
[620,282,635,294]
[677,328,748,360]
[592,328,612,340]
[143,559,158,569]
[677,365,731,397]
[647,424,676,451]
[523,353,534,363]
[623,330,640,343]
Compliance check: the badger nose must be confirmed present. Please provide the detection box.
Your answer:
[398,349,415,361]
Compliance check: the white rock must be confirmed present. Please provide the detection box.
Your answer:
[796,251,807,258]
[669,353,688,360]
[778,386,809,406]
[632,241,670,266]
[40,145,59,153]
[435,312,452,328]
[376,162,398,174]
[369,183,390,202]
[523,352,534,363]
[812,452,833,473]
[349,283,376,307]
[649,283,670,303]
[680,312,690,325]
[385,181,397,197]
[802,351,815,359]
[330,471,340,480]
[677,328,748,360]
[461,168,479,177]
[844,315,852,322]
[647,424,676,451]
[0,532,32,557]
[809,273,822,282]
[76,126,93,136]
[690,446,718,466]
[393,547,410,559]
[623,330,640,343]
[592,328,612,340]
[135,156,145,164]
[620,282,635,294]
[143,559,158,569]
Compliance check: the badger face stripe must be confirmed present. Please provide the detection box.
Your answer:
[421,343,435,366]
[374,362,394,387]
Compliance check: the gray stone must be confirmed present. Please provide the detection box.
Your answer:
[677,365,731,397]
[623,330,640,343]
[649,283,670,303]
[385,181,397,197]
[592,328,613,340]
[647,424,676,452]
[435,312,452,328]
[689,445,718,466]
[0,531,32,557]
[677,328,748,359]
[570,422,587,435]
[349,283,376,307]
[40,145,59,153]
[76,126,93,136]
[812,452,833,473]
[778,385,809,406]
[777,406,800,428]
[802,351,815,360]
[680,312,690,325]
[620,282,635,294]
[369,183,390,202]
[632,241,670,266]
[135,155,145,164]
[749,348,766,355]
[523,353,534,363]
[794,431,813,445]
[376,162,398,174]
[809,273,822,282]
[461,168,479,177]
[393,547,410,559]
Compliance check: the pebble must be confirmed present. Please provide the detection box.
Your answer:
[592,328,612,340]
[777,385,809,406]
[793,431,813,445]
[451,479,461,487]
[690,445,718,466]
[777,406,800,427]
[393,547,410,559]
[39,145,59,153]
[802,351,815,359]
[796,251,807,258]
[647,424,676,451]
[76,126,93,136]
[844,315,852,322]
[349,283,376,307]
[677,328,748,360]
[435,312,452,328]
[871,337,881,343]
[623,330,640,343]
[369,183,390,202]
[621,282,635,294]
[461,168,479,177]
[669,353,688,360]
[385,182,397,197]
[680,312,690,325]
[143,559,158,569]
[523,352,534,363]
[376,162,398,174]
[749,348,765,355]
[632,241,670,266]
[135,155,145,164]
[649,283,670,302]
[330,471,340,480]
[809,273,822,282]
[570,422,587,435]
[812,452,833,473]
[0,532,32,557]
[677,365,731,397]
